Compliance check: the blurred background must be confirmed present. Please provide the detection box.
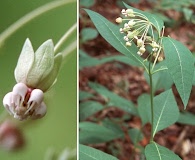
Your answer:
[0,0,77,159]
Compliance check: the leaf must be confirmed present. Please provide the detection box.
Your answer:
[152,89,179,137]
[128,128,143,144]
[145,142,182,160]
[27,39,54,88]
[80,27,98,43]
[177,111,195,125]
[163,37,194,108]
[144,62,173,92]
[84,9,146,67]
[79,90,94,100]
[80,0,95,7]
[79,122,123,144]
[15,38,34,84]
[80,101,104,121]
[89,82,138,115]
[123,3,164,35]
[137,94,151,125]
[79,50,141,69]
[79,144,118,160]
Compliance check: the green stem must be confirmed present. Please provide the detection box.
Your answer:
[149,56,154,142]
[0,0,76,47]
[54,23,77,54]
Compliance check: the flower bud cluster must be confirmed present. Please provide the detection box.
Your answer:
[116,8,163,60]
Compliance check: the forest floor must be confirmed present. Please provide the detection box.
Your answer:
[79,0,195,159]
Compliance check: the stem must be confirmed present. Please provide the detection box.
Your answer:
[61,40,77,64]
[0,0,76,47]
[54,23,77,54]
[149,55,154,142]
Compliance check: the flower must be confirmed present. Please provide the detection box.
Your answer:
[3,83,46,120]
[116,8,163,61]
[3,38,62,120]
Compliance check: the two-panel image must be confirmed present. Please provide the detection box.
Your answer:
[0,0,194,160]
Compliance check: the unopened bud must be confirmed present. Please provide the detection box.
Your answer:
[116,17,123,23]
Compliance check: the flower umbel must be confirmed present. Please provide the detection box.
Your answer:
[3,38,62,120]
[116,8,163,61]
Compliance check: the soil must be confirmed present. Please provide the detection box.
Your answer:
[79,0,195,159]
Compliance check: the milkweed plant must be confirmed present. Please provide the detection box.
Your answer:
[0,0,76,158]
[79,3,194,160]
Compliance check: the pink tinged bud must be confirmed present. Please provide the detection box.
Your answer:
[31,102,47,120]
[0,120,25,151]
[3,92,15,115]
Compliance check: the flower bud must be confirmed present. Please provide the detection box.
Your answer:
[126,42,132,46]
[128,20,135,27]
[137,39,144,47]
[139,46,146,54]
[126,9,134,14]
[116,17,123,23]
[0,120,25,151]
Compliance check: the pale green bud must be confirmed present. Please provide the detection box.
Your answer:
[14,38,62,92]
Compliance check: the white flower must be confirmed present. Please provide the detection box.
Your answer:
[3,83,46,120]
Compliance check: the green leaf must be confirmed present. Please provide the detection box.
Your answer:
[79,122,123,144]
[80,0,95,7]
[80,101,104,121]
[79,91,94,100]
[79,50,141,69]
[15,38,34,84]
[152,89,179,137]
[123,3,164,35]
[80,27,98,43]
[89,82,138,115]
[137,94,151,125]
[145,142,182,160]
[144,62,173,92]
[79,144,118,160]
[36,52,62,92]
[177,111,195,125]
[128,128,143,144]
[163,37,194,108]
[27,39,55,88]
[183,7,193,21]
[84,9,146,68]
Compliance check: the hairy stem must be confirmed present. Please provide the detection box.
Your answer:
[0,0,76,47]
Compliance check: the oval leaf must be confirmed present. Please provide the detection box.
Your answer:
[79,144,118,160]
[152,89,179,137]
[163,37,194,108]
[84,9,145,67]
[145,142,182,160]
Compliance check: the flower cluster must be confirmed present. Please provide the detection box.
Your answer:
[3,38,62,120]
[3,83,46,120]
[116,8,163,61]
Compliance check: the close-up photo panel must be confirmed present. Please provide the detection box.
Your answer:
[79,0,195,160]
[0,0,76,160]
